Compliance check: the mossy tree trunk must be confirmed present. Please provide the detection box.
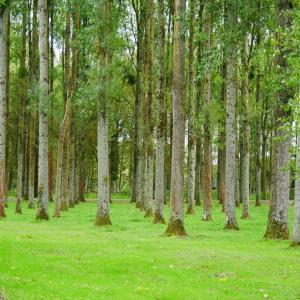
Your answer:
[15,1,27,214]
[28,0,38,209]
[153,0,166,224]
[186,0,196,215]
[202,8,212,221]
[264,0,292,240]
[165,0,187,237]
[241,34,250,219]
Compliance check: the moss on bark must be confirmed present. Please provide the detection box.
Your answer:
[95,215,112,226]
[186,206,195,215]
[224,219,239,230]
[0,204,6,217]
[153,213,165,224]
[165,218,187,236]
[144,208,153,218]
[264,219,289,240]
[27,203,35,209]
[241,212,250,219]
[60,202,68,211]
[15,204,22,214]
[36,208,49,220]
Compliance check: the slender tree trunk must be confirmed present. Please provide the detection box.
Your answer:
[15,2,27,214]
[53,99,71,218]
[224,1,239,230]
[218,60,226,212]
[143,0,154,218]
[186,0,196,215]
[202,9,212,221]
[95,0,112,226]
[241,34,250,219]
[132,0,145,209]
[79,129,85,202]
[165,0,186,236]
[194,2,204,207]
[4,0,10,208]
[264,0,292,240]
[293,124,300,245]
[28,0,38,209]
[0,2,8,217]
[28,112,36,208]
[153,0,166,224]
[36,0,49,220]
[48,0,54,202]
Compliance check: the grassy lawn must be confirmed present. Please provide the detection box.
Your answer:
[1,197,300,300]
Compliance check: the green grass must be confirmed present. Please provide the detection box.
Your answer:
[1,198,300,300]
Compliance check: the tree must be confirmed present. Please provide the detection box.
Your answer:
[95,0,112,226]
[224,0,239,230]
[264,0,293,240]
[186,0,196,215]
[202,6,212,221]
[241,34,250,219]
[165,0,186,236]
[153,0,166,224]
[293,123,300,245]
[36,0,49,220]
[15,0,27,214]
[0,0,8,218]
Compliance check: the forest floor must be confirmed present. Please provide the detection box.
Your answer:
[1,196,300,300]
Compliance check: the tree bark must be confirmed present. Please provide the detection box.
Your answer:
[0,2,8,218]
[293,126,300,245]
[28,0,38,209]
[264,0,292,240]
[241,34,250,219]
[15,2,27,214]
[165,0,186,236]
[224,0,239,230]
[153,0,166,224]
[202,8,212,221]
[95,0,112,226]
[186,0,196,215]
[36,0,49,220]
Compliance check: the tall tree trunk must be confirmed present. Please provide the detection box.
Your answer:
[165,0,186,236]
[0,2,8,217]
[48,0,54,202]
[186,0,196,215]
[143,0,154,218]
[15,2,27,214]
[79,129,85,202]
[95,0,112,226]
[195,2,204,207]
[153,0,166,224]
[241,34,250,219]
[36,0,49,220]
[4,0,10,208]
[202,8,212,221]
[264,0,292,240]
[28,0,38,209]
[132,0,145,209]
[293,124,300,245]
[53,98,71,218]
[218,60,226,212]
[224,1,239,230]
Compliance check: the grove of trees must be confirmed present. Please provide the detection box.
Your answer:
[1,0,300,244]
